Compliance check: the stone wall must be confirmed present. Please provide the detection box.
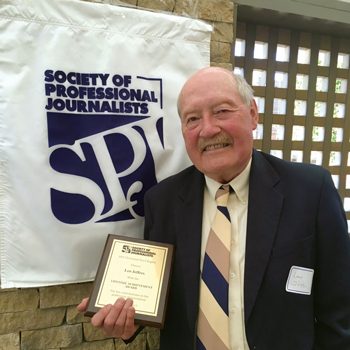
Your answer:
[0,0,235,349]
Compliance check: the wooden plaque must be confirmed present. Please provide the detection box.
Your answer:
[85,234,174,328]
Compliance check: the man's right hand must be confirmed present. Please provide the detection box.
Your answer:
[77,297,140,340]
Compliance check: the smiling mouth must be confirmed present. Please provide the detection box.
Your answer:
[203,143,231,152]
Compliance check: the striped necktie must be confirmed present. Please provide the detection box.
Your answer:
[197,184,231,350]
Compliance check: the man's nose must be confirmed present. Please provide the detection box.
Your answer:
[199,114,220,138]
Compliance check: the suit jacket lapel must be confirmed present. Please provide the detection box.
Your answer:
[176,167,205,329]
[244,151,284,322]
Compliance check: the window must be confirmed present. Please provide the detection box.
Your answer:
[270,150,283,159]
[318,50,330,67]
[294,100,307,116]
[276,44,290,62]
[344,198,350,211]
[235,39,245,57]
[254,41,268,59]
[291,150,303,162]
[297,47,310,64]
[346,175,350,189]
[333,103,345,118]
[337,53,349,69]
[253,124,264,140]
[332,175,339,188]
[273,98,286,115]
[271,124,284,140]
[234,67,244,76]
[312,126,325,142]
[292,125,305,141]
[331,128,343,142]
[255,97,265,113]
[296,74,309,90]
[274,71,288,88]
[311,151,323,165]
[314,102,327,117]
[335,78,348,93]
[329,151,341,166]
[316,76,329,92]
[252,69,267,86]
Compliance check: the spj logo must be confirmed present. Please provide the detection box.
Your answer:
[122,245,131,253]
[45,70,164,224]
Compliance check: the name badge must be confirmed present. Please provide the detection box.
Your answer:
[286,266,314,295]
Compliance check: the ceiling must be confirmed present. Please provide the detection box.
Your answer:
[237,4,350,38]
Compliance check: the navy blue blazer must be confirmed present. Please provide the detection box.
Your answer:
[143,150,350,350]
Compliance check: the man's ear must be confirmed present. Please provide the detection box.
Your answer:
[250,99,259,130]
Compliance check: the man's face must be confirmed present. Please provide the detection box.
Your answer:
[179,69,259,183]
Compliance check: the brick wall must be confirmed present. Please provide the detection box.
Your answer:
[0,0,235,349]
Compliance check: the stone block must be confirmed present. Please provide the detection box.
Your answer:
[0,307,65,335]
[145,327,160,350]
[65,339,115,350]
[211,62,233,70]
[40,282,93,308]
[83,322,112,341]
[0,288,39,313]
[210,40,232,63]
[0,332,20,350]
[21,324,82,350]
[84,0,137,5]
[174,0,233,23]
[118,0,137,5]
[212,21,233,43]
[114,332,147,350]
[67,305,90,325]
[138,0,175,12]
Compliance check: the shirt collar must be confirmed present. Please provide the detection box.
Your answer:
[204,158,251,204]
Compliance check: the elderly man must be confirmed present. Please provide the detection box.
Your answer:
[78,67,350,350]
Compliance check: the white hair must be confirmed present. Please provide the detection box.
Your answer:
[231,73,255,106]
[177,68,255,117]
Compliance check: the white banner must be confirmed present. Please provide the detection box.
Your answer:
[0,0,212,288]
